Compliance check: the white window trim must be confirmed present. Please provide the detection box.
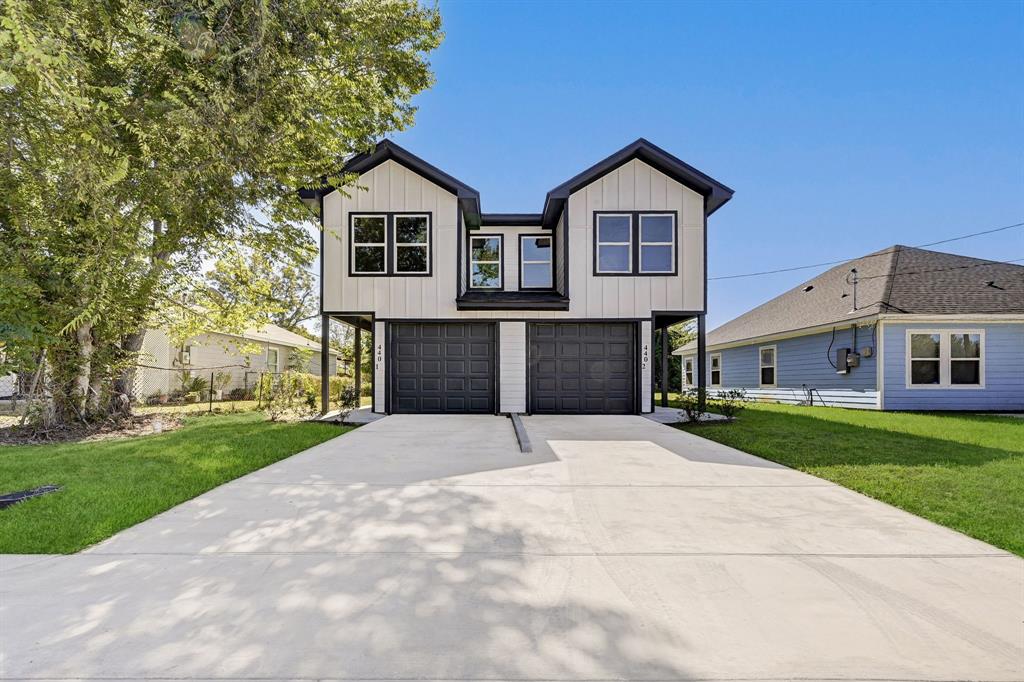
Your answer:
[710,352,722,387]
[470,234,503,289]
[520,235,553,289]
[904,329,985,389]
[350,214,387,274]
[392,214,430,274]
[596,213,633,274]
[683,356,695,386]
[638,213,676,274]
[759,345,777,388]
[267,347,280,373]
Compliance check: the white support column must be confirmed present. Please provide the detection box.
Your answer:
[373,320,386,413]
[499,321,526,413]
[640,320,653,412]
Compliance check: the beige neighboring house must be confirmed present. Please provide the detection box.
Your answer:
[136,323,342,401]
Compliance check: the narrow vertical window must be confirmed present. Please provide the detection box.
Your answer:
[638,214,676,273]
[683,357,694,386]
[909,333,941,385]
[596,214,632,273]
[267,348,280,372]
[394,215,429,274]
[470,235,502,289]
[710,353,722,387]
[351,215,387,274]
[520,235,552,288]
[759,346,776,387]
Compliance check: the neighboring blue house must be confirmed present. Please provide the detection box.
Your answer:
[676,245,1023,410]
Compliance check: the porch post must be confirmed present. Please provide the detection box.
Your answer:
[660,326,669,407]
[696,314,707,411]
[320,314,330,415]
[354,325,362,400]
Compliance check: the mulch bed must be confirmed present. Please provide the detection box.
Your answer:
[0,413,183,446]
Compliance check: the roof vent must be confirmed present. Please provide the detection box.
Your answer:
[802,285,814,292]
[984,280,1004,290]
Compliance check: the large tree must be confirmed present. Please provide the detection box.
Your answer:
[0,0,441,425]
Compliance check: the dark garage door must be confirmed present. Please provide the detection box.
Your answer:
[390,322,495,414]
[529,322,635,414]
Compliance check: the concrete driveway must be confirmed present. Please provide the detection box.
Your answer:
[1,415,1021,681]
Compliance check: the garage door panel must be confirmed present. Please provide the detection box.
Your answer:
[391,322,495,414]
[529,322,635,415]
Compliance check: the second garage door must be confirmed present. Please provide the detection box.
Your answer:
[390,322,495,414]
[529,322,636,414]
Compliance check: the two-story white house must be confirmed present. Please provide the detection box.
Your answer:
[302,139,732,415]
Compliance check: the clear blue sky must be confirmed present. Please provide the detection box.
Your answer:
[387,0,1023,329]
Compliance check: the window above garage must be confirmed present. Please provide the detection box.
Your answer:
[349,213,431,277]
[594,211,677,276]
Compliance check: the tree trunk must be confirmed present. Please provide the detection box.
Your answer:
[74,322,94,414]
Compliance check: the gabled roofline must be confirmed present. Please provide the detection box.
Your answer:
[673,314,881,355]
[541,138,734,226]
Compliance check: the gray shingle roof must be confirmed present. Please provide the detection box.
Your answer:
[686,246,1024,351]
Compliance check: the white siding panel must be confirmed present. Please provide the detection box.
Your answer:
[640,321,653,412]
[499,321,527,413]
[374,320,386,412]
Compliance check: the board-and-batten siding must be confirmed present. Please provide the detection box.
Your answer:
[683,326,881,409]
[322,158,705,320]
[881,321,1024,411]
[499,322,526,413]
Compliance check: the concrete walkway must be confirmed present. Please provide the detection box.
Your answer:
[1,414,1021,681]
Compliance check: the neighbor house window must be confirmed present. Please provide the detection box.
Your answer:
[638,214,676,273]
[759,346,776,387]
[394,215,429,274]
[351,215,387,274]
[710,353,722,387]
[350,213,431,276]
[683,356,694,386]
[267,348,280,372]
[596,214,632,273]
[907,330,984,388]
[520,235,552,288]
[470,234,502,289]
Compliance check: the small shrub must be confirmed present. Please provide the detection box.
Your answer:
[227,387,249,401]
[336,383,360,420]
[712,389,748,421]
[678,387,708,424]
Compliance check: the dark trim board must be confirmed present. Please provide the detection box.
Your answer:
[592,211,680,277]
[481,213,544,227]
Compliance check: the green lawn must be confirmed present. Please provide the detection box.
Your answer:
[678,403,1024,556]
[0,412,349,554]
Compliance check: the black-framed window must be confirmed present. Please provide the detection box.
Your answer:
[593,211,678,276]
[469,234,503,289]
[520,234,553,289]
[349,212,431,276]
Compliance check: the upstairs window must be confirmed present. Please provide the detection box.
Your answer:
[594,212,677,275]
[520,235,552,288]
[907,330,984,388]
[349,213,431,276]
[470,234,503,289]
[710,353,722,387]
[759,346,776,387]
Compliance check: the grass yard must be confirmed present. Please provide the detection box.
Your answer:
[0,412,349,554]
[678,402,1024,556]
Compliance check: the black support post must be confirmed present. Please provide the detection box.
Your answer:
[660,326,669,407]
[320,314,330,415]
[696,314,707,411]
[354,325,362,402]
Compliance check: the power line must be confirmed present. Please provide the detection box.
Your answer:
[709,220,1024,281]
[857,256,1024,280]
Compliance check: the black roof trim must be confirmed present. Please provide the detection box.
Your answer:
[480,213,544,227]
[541,138,734,226]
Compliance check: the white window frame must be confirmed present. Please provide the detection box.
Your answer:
[267,347,280,373]
[759,345,777,388]
[392,214,430,274]
[469,234,503,289]
[710,353,722,387]
[519,234,553,289]
[683,356,694,386]
[595,213,633,274]
[638,213,676,274]
[904,329,985,389]
[350,214,387,275]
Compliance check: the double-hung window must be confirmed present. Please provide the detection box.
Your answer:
[710,353,722,387]
[520,235,553,288]
[267,348,280,373]
[683,357,694,385]
[470,234,502,289]
[595,212,677,275]
[759,346,776,387]
[350,213,431,276]
[907,330,984,388]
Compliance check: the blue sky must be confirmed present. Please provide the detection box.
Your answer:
[378,0,1024,328]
